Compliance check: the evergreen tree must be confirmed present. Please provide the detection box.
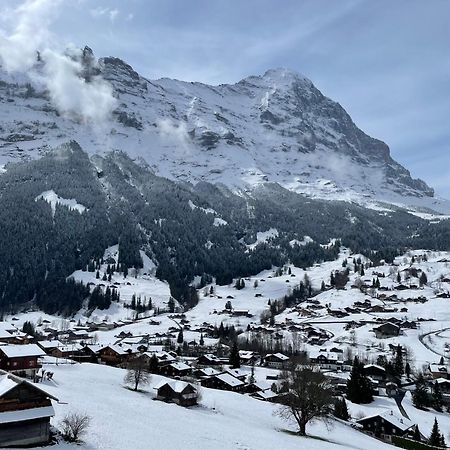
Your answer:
[413,425,421,442]
[428,418,444,448]
[432,381,443,412]
[419,272,428,286]
[168,297,175,313]
[333,397,349,421]
[177,329,184,344]
[149,354,159,373]
[412,374,430,409]
[199,333,204,346]
[229,341,240,368]
[397,272,401,283]
[347,357,373,404]
[405,362,411,378]
[321,280,326,291]
[394,345,404,376]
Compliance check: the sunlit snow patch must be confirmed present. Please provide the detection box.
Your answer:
[35,190,87,217]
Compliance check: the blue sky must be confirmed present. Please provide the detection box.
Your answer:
[2,0,450,196]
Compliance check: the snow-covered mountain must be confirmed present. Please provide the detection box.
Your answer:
[0,47,449,214]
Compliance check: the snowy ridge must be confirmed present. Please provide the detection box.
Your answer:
[0,53,448,214]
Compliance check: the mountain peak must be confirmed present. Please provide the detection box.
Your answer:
[262,67,312,84]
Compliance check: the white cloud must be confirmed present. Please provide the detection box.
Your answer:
[0,0,60,72]
[0,0,116,124]
[90,6,120,23]
[157,119,190,148]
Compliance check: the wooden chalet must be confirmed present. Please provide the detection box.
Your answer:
[36,340,64,355]
[193,367,220,380]
[363,364,387,381]
[264,353,289,369]
[0,370,58,447]
[373,322,400,339]
[0,324,29,345]
[98,344,136,366]
[200,372,245,392]
[196,354,222,367]
[429,363,448,379]
[356,410,415,442]
[0,345,46,378]
[154,380,198,407]
[239,350,259,366]
[250,388,280,403]
[160,362,192,378]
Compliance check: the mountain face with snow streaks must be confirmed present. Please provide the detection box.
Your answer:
[0,50,442,214]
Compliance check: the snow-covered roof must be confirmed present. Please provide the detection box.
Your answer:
[357,410,414,432]
[0,405,55,424]
[0,344,46,358]
[216,372,244,387]
[197,367,219,377]
[0,370,58,401]
[37,340,64,349]
[364,364,386,371]
[430,364,448,373]
[253,389,278,400]
[0,376,17,396]
[169,362,191,371]
[154,379,195,393]
[266,353,289,361]
[225,368,247,378]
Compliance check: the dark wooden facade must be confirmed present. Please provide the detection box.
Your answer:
[155,382,197,407]
[0,371,57,447]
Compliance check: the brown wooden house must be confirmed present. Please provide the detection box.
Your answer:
[154,380,198,407]
[0,345,46,378]
[98,345,136,366]
[200,372,245,392]
[0,370,58,447]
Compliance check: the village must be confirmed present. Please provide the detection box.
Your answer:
[1,247,450,448]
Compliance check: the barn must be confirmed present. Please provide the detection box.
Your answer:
[0,370,58,447]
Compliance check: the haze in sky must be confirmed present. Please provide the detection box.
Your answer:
[1,0,449,196]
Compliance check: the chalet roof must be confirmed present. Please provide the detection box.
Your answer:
[252,388,278,400]
[225,368,247,379]
[364,364,386,372]
[0,370,58,401]
[0,376,17,396]
[430,364,448,373]
[357,410,414,432]
[374,322,400,332]
[0,344,46,358]
[154,380,195,394]
[169,362,191,371]
[215,372,244,387]
[309,351,342,362]
[0,405,55,424]
[37,340,64,349]
[266,353,289,361]
[196,367,220,377]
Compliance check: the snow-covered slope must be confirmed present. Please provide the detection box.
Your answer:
[1,48,449,214]
[40,363,394,450]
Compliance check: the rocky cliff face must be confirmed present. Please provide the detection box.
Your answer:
[0,49,439,211]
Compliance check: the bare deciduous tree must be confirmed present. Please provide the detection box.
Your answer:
[60,412,91,443]
[124,356,150,391]
[277,366,333,436]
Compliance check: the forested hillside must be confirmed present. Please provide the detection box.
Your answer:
[0,141,449,316]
